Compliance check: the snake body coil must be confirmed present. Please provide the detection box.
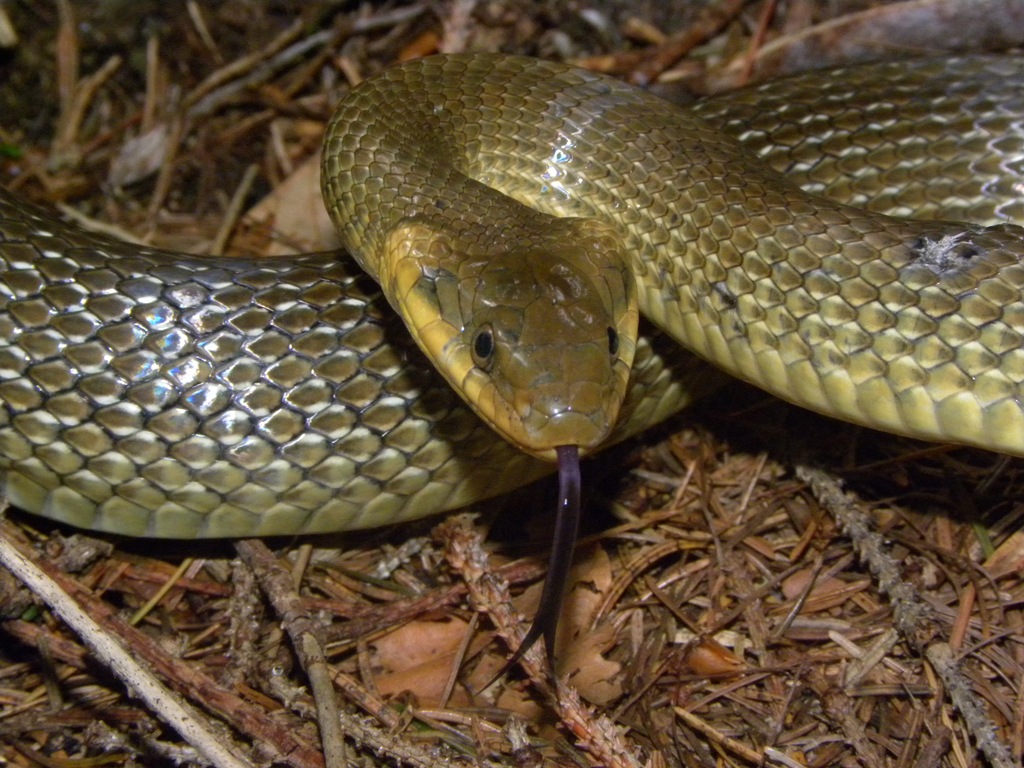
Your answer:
[1,54,1023,537]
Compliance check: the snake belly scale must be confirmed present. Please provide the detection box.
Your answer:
[2,54,1024,537]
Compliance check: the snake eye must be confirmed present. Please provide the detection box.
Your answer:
[472,326,495,369]
[607,327,619,358]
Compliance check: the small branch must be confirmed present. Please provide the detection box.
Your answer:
[0,533,252,768]
[234,539,348,768]
[795,464,1015,768]
[0,520,324,768]
[926,642,1015,768]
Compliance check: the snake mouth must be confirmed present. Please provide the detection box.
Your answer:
[514,409,615,460]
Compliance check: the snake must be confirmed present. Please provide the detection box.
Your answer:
[2,53,1024,543]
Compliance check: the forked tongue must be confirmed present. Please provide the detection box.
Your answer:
[486,445,581,686]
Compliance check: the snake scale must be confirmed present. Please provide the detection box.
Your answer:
[1,54,1023,539]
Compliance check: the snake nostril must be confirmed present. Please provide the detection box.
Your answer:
[607,327,619,357]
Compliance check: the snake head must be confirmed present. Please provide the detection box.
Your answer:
[380,216,638,460]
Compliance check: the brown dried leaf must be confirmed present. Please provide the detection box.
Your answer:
[783,570,871,613]
[682,638,743,677]
[371,616,477,707]
[243,153,337,256]
[983,528,1024,579]
[558,547,622,705]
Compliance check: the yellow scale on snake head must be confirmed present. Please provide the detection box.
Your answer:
[2,53,1024,661]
